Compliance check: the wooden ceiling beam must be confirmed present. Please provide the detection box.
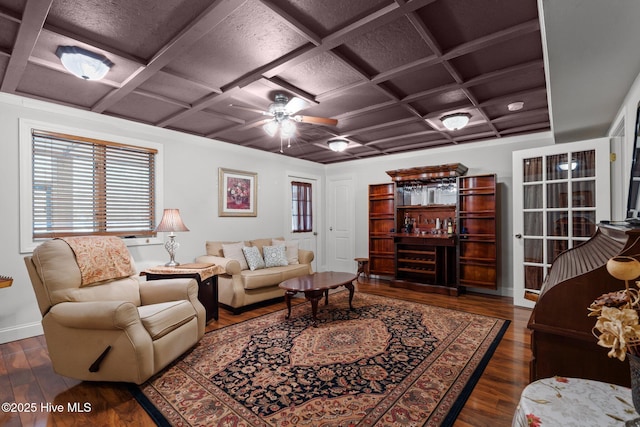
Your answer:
[257,0,322,46]
[1,0,53,93]
[92,0,246,113]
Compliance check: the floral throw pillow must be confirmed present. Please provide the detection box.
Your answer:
[263,245,289,268]
[242,246,265,271]
[272,239,299,264]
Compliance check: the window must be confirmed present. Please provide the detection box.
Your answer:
[29,129,157,239]
[291,181,312,232]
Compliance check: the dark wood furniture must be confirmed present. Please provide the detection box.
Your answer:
[392,233,458,295]
[368,183,396,276]
[279,271,357,327]
[354,257,369,281]
[528,223,640,387]
[368,163,497,294]
[145,264,224,323]
[457,174,497,289]
[386,164,467,294]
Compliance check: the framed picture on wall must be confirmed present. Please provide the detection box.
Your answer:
[218,168,257,217]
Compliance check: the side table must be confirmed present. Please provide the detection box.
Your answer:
[144,263,224,323]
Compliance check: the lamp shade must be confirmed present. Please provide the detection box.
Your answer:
[155,209,189,233]
[327,138,349,152]
[441,113,471,131]
[55,46,113,81]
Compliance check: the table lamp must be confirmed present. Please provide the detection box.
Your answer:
[155,209,190,266]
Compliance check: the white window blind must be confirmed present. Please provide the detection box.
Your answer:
[32,130,157,238]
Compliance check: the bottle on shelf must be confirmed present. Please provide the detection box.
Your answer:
[404,213,413,233]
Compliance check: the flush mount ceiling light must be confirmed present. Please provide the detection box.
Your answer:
[327,137,349,152]
[441,113,471,131]
[55,46,114,81]
[508,101,525,111]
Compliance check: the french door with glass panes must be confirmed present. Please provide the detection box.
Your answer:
[512,138,610,308]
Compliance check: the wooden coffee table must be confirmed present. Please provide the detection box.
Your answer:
[279,271,357,327]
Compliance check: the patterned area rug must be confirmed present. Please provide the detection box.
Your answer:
[131,291,509,426]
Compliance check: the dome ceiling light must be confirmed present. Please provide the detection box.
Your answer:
[327,137,349,152]
[56,46,114,81]
[508,101,525,111]
[440,113,471,131]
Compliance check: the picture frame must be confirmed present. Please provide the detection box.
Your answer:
[218,168,257,217]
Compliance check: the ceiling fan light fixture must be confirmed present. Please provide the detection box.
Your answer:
[280,118,296,138]
[263,120,278,137]
[441,113,471,131]
[55,46,113,80]
[327,137,349,152]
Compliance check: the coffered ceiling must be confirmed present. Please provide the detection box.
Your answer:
[0,0,550,164]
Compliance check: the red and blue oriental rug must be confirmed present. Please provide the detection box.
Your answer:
[131,291,509,426]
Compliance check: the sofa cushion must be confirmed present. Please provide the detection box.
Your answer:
[206,241,226,257]
[222,242,249,270]
[280,263,312,281]
[249,237,283,257]
[242,246,265,271]
[208,240,247,256]
[272,239,299,264]
[138,300,195,340]
[241,264,310,290]
[263,245,288,268]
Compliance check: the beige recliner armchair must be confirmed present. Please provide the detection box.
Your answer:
[24,237,206,384]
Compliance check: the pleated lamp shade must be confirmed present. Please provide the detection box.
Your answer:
[155,209,189,233]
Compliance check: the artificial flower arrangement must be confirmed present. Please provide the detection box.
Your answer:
[589,256,640,361]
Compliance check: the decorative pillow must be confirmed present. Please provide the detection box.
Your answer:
[272,239,299,264]
[242,246,265,271]
[222,242,249,270]
[263,245,289,268]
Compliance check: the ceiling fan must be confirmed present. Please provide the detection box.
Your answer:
[231,94,338,151]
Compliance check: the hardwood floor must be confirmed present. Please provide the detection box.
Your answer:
[0,279,532,426]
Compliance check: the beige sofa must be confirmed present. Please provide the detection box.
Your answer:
[24,237,205,384]
[195,238,314,313]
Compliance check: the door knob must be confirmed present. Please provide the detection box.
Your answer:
[329,227,333,231]
[515,234,522,239]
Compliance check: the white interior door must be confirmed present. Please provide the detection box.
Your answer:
[512,138,611,308]
[286,174,318,272]
[327,175,355,273]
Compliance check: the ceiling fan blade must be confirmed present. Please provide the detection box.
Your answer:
[296,115,338,126]
[230,104,270,115]
[240,117,273,131]
[285,96,308,114]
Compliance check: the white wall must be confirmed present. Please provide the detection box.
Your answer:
[610,68,640,220]
[0,93,325,343]
[0,90,563,344]
[324,134,555,298]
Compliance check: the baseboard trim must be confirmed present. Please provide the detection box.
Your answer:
[0,322,43,344]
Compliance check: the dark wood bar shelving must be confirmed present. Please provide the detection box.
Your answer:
[368,164,498,295]
[368,183,396,276]
[391,233,458,295]
[457,174,497,290]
